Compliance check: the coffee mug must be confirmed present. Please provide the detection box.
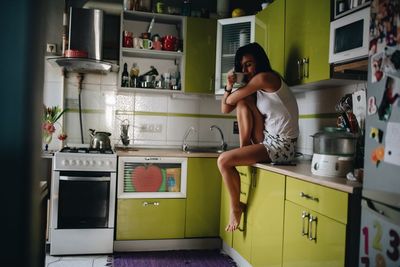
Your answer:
[153,40,162,50]
[140,39,153,49]
[234,72,247,85]
[123,31,133,48]
[133,37,141,49]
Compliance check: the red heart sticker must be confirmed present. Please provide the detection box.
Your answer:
[132,165,163,192]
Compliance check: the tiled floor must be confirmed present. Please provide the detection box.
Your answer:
[45,254,112,267]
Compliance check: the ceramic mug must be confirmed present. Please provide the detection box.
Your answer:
[123,31,133,48]
[153,40,162,50]
[133,37,141,49]
[140,39,153,49]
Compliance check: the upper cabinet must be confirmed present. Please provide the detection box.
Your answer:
[284,0,331,86]
[184,17,217,94]
[215,16,255,95]
[119,10,216,94]
[255,0,285,76]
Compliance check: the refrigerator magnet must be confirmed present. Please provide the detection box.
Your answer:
[369,127,383,143]
[367,96,378,115]
[377,75,400,121]
[371,146,385,167]
[382,122,400,167]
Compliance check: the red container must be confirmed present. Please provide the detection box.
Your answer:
[162,35,178,51]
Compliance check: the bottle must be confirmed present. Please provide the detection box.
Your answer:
[182,0,191,16]
[121,63,130,87]
[130,63,140,87]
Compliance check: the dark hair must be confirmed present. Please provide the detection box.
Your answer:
[234,42,273,73]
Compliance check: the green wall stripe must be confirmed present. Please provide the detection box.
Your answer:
[67,109,337,120]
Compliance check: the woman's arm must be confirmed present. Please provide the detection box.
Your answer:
[225,72,281,106]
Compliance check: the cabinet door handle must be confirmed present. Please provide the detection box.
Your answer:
[300,192,319,202]
[240,191,247,196]
[210,76,214,92]
[303,58,309,78]
[297,59,303,80]
[308,215,318,241]
[301,211,309,236]
[142,201,160,207]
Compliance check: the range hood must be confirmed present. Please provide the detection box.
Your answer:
[48,7,119,74]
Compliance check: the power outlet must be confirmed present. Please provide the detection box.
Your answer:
[46,43,56,54]
[140,124,162,133]
[233,121,239,134]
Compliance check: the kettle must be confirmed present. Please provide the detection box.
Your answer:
[89,129,112,150]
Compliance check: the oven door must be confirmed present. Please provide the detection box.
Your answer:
[329,7,370,64]
[52,171,116,229]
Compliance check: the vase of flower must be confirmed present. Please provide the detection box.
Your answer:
[43,131,53,151]
[42,106,67,151]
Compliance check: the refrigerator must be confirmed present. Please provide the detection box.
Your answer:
[359,0,400,266]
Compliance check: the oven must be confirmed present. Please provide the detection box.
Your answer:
[50,148,116,255]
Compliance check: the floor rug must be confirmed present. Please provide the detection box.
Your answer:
[113,250,237,267]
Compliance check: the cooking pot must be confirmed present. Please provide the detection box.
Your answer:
[89,129,111,150]
[312,127,357,156]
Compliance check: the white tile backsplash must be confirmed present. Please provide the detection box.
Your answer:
[43,66,365,153]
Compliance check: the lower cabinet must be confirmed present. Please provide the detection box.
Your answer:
[282,176,348,267]
[116,157,222,241]
[282,201,346,267]
[185,158,221,237]
[220,167,286,266]
[249,169,285,267]
[116,198,186,240]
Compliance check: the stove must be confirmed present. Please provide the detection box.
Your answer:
[54,146,116,172]
[59,146,114,154]
[50,146,117,255]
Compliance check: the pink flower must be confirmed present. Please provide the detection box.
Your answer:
[58,133,68,141]
[43,122,56,134]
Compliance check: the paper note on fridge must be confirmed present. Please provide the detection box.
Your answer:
[384,122,400,166]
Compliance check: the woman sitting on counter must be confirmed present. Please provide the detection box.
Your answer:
[217,42,299,232]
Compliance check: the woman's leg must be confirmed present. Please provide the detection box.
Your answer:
[217,144,270,231]
[236,94,264,147]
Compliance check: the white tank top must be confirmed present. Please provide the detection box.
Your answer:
[256,79,299,139]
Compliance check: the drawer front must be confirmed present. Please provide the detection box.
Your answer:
[286,177,348,224]
[116,198,186,240]
[236,166,252,185]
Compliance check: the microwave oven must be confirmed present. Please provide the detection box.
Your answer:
[329,7,370,64]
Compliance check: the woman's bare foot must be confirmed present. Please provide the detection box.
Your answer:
[225,203,246,232]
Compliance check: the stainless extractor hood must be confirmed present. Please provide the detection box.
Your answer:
[48,7,118,74]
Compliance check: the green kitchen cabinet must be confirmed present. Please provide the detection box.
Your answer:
[282,177,347,267]
[255,0,285,76]
[232,166,253,262]
[219,182,233,247]
[225,167,286,265]
[116,198,186,240]
[249,169,285,267]
[284,0,330,86]
[184,17,217,94]
[185,158,221,237]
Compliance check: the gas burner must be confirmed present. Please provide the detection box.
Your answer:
[60,147,114,154]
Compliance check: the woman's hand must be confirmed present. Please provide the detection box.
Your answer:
[226,69,236,91]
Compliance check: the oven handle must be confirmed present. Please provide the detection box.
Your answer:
[59,176,111,182]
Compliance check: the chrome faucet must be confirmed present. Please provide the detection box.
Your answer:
[210,125,227,151]
[182,126,195,151]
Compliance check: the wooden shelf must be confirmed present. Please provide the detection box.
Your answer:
[333,58,368,73]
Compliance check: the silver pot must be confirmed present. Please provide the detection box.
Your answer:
[312,127,357,156]
[89,129,111,150]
